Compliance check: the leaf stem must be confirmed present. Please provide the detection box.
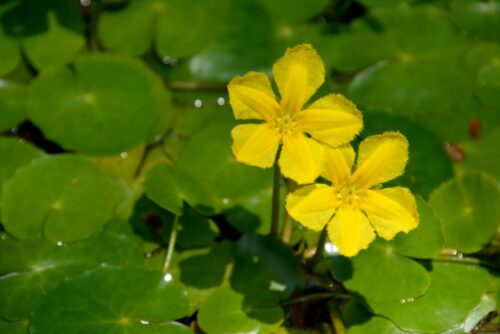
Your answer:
[270,150,282,238]
[163,215,180,273]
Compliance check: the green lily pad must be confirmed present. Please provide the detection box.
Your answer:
[1,0,85,70]
[361,112,453,198]
[1,155,118,242]
[369,263,493,333]
[460,126,500,179]
[0,137,43,192]
[197,286,284,334]
[144,164,217,215]
[390,196,444,259]
[178,124,271,212]
[450,0,500,42]
[185,0,277,83]
[0,229,144,320]
[475,53,500,109]
[231,234,304,305]
[429,172,499,253]
[29,267,190,333]
[347,315,407,334]
[330,5,472,114]
[0,2,20,76]
[0,80,26,131]
[98,0,229,58]
[27,55,162,154]
[330,240,431,302]
[170,245,232,312]
[463,293,496,333]
[0,319,27,334]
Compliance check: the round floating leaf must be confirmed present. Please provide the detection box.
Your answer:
[369,263,493,333]
[348,315,408,334]
[0,229,144,320]
[198,287,284,334]
[450,0,500,42]
[1,0,85,69]
[178,124,271,211]
[330,240,431,302]
[231,234,304,305]
[475,54,500,109]
[27,55,161,154]
[29,267,190,333]
[429,172,500,253]
[176,207,218,249]
[185,0,277,83]
[261,0,328,24]
[460,126,500,179]
[98,0,229,58]
[360,112,453,197]
[171,245,232,312]
[390,196,444,259]
[0,80,26,131]
[0,137,43,192]
[144,164,218,215]
[463,293,496,333]
[0,19,19,75]
[1,155,118,242]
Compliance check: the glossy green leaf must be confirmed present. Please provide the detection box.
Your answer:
[429,172,500,253]
[1,0,85,69]
[1,155,118,242]
[463,293,496,333]
[98,0,229,58]
[369,263,493,333]
[330,240,430,302]
[144,164,217,215]
[0,229,144,320]
[451,0,500,42]
[185,0,276,83]
[198,287,284,334]
[170,245,232,312]
[361,112,453,197]
[348,316,407,334]
[177,207,218,249]
[0,80,25,131]
[29,267,190,333]
[460,126,500,179]
[231,234,304,305]
[178,124,271,211]
[27,55,162,154]
[390,196,444,259]
[0,2,20,76]
[0,137,43,192]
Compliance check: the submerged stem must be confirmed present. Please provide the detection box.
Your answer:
[270,149,282,238]
[163,215,180,273]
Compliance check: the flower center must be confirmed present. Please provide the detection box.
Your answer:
[273,114,297,136]
[335,183,364,208]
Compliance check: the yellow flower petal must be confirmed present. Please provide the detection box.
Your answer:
[352,132,409,189]
[228,71,280,121]
[328,206,375,257]
[360,187,419,240]
[279,132,324,184]
[298,94,363,147]
[231,124,281,168]
[286,184,339,231]
[272,44,325,116]
[322,145,355,186]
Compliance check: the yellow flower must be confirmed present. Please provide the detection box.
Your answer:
[286,132,419,257]
[227,44,363,184]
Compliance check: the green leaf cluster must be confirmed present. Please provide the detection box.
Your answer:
[0,0,499,333]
